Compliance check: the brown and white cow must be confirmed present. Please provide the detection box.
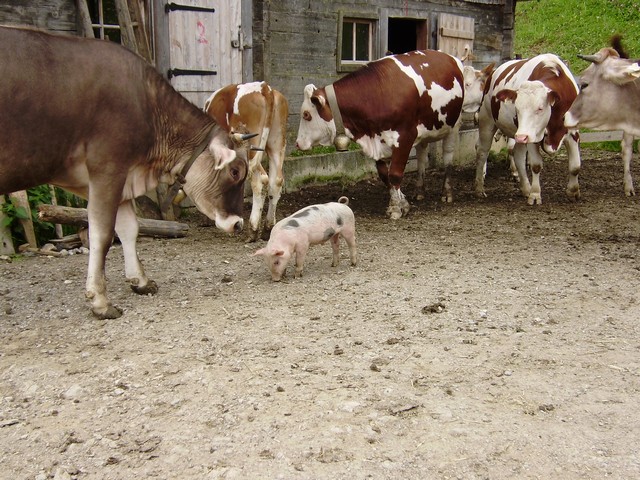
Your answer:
[474,54,581,205]
[0,26,250,319]
[204,82,289,241]
[564,37,640,196]
[295,50,466,218]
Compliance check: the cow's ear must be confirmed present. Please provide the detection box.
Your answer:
[496,89,517,103]
[303,84,317,100]
[603,61,640,85]
[482,63,495,78]
[547,90,560,107]
[209,143,238,170]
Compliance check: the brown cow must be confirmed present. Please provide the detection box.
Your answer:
[0,26,250,319]
[204,82,289,241]
[295,50,466,218]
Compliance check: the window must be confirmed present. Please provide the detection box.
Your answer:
[338,14,377,72]
[87,0,121,42]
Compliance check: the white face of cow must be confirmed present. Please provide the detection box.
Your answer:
[462,63,495,114]
[295,84,337,151]
[182,137,247,233]
[497,81,557,145]
[565,50,640,134]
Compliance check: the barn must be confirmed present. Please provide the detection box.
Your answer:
[0,0,518,188]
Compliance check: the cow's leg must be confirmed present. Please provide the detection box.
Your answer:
[263,143,285,240]
[386,142,413,219]
[512,142,532,200]
[474,111,497,197]
[85,181,124,319]
[330,234,341,267]
[115,200,158,295]
[375,160,391,186]
[247,151,268,242]
[621,132,636,196]
[441,127,459,203]
[564,133,581,201]
[415,142,429,201]
[526,144,543,205]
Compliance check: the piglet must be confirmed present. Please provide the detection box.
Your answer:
[254,196,357,281]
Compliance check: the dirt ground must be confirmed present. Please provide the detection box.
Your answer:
[1,148,639,480]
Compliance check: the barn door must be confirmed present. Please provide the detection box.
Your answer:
[437,13,475,63]
[166,0,242,106]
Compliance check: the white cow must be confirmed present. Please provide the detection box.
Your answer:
[475,54,581,205]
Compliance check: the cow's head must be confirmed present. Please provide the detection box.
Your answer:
[462,63,495,113]
[182,132,248,234]
[295,84,337,151]
[565,46,640,132]
[496,81,559,146]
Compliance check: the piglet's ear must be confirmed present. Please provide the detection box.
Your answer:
[274,250,285,257]
[209,142,238,170]
[253,248,266,257]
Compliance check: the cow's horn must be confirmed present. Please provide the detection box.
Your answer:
[577,53,600,63]
[231,132,259,141]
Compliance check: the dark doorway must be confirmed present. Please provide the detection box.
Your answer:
[387,18,428,55]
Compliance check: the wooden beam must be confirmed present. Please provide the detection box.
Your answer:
[0,196,15,255]
[37,205,190,238]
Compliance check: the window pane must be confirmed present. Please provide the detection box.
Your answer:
[355,23,370,61]
[342,22,354,61]
[103,0,119,25]
[104,27,122,43]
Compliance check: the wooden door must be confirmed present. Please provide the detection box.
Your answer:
[166,0,243,106]
[437,13,475,63]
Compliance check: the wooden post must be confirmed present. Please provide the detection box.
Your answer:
[48,185,64,239]
[115,0,139,55]
[9,191,37,248]
[0,195,15,255]
[76,0,95,38]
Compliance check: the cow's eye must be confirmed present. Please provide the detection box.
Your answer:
[303,111,312,121]
[230,167,241,181]
[580,82,589,91]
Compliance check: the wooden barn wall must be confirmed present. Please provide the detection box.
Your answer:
[0,0,76,33]
[253,0,515,148]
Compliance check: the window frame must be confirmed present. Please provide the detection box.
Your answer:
[337,11,378,73]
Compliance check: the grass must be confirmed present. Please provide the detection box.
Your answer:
[515,0,640,73]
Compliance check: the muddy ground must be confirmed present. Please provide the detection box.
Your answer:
[1,149,639,480]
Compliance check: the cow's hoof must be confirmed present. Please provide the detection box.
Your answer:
[527,195,542,206]
[566,188,581,201]
[245,229,260,243]
[440,194,453,203]
[260,226,273,242]
[132,280,158,296]
[474,190,487,199]
[92,304,123,320]
[386,205,403,220]
[415,193,425,201]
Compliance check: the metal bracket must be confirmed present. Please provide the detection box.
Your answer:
[165,3,216,13]
[167,68,218,79]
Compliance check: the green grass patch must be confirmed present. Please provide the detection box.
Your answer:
[515,0,640,73]
[288,142,361,157]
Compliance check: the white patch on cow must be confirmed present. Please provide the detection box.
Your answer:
[428,79,463,124]
[391,56,427,96]
[353,129,399,160]
[234,82,265,115]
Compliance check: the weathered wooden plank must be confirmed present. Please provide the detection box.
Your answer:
[580,131,624,143]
